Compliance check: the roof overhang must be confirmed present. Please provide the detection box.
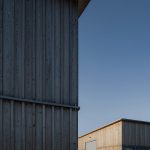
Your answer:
[78,0,90,17]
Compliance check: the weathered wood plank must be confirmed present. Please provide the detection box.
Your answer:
[69,108,73,150]
[70,0,78,105]
[14,0,23,98]
[63,0,70,104]
[3,0,14,96]
[43,105,46,150]
[11,101,14,150]
[21,0,25,99]
[63,109,70,150]
[32,104,36,150]
[54,0,61,104]
[54,108,61,150]
[52,106,55,150]
[0,100,3,149]
[32,0,36,100]
[35,0,43,101]
[42,0,46,101]
[24,0,33,99]
[25,104,33,150]
[21,102,25,150]
[35,105,43,150]
[45,0,52,101]
[3,101,11,150]
[60,0,64,104]
[51,0,55,103]
[14,102,22,150]
[0,0,2,95]
[61,108,64,150]
[73,110,78,150]
[45,106,52,150]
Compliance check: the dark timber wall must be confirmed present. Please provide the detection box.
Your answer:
[122,120,150,150]
[0,0,78,149]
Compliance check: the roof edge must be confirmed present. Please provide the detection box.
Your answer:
[79,118,150,138]
[78,0,91,17]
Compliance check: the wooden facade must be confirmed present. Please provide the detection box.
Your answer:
[79,121,122,150]
[0,0,90,149]
[78,119,150,150]
[122,119,150,150]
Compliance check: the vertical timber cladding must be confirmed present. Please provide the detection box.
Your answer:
[0,0,78,105]
[78,121,122,150]
[0,0,78,150]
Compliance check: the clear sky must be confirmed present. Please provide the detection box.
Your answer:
[79,0,150,136]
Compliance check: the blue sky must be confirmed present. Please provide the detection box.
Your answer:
[79,0,150,136]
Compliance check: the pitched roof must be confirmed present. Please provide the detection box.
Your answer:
[79,118,150,138]
[78,0,91,17]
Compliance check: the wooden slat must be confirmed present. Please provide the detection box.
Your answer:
[35,0,43,101]
[42,0,46,101]
[35,105,43,150]
[22,102,25,150]
[3,101,11,150]
[71,0,78,105]
[45,0,52,101]
[14,0,24,98]
[69,0,73,105]
[63,109,70,150]
[63,0,70,104]
[32,104,36,150]
[43,105,46,150]
[52,106,55,150]
[14,102,22,150]
[32,0,36,100]
[0,0,2,95]
[11,101,14,150]
[24,0,33,99]
[45,106,52,150]
[21,0,25,99]
[60,0,64,104]
[0,100,3,149]
[51,0,55,103]
[69,108,73,150]
[54,108,61,150]
[54,0,61,104]
[61,108,64,150]
[3,0,14,96]
[25,104,33,150]
[72,110,77,150]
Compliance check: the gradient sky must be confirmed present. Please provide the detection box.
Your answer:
[79,0,150,136]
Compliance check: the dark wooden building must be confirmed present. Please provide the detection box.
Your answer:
[0,0,90,149]
[78,119,150,150]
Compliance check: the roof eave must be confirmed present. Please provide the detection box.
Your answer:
[78,0,90,17]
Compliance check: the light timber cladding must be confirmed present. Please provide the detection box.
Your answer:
[78,119,150,150]
[78,121,122,150]
[0,0,85,149]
